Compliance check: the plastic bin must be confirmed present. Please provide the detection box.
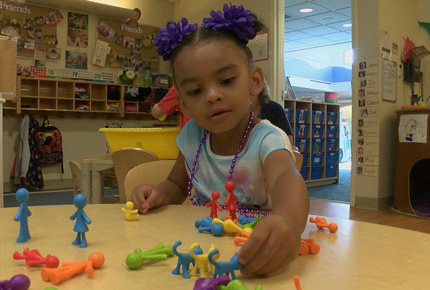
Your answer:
[312,138,323,152]
[295,139,309,153]
[312,111,324,124]
[326,165,338,178]
[301,153,309,167]
[295,124,309,138]
[326,152,338,165]
[296,109,309,124]
[311,153,324,166]
[284,108,293,122]
[312,125,323,138]
[326,125,338,138]
[300,167,308,180]
[99,127,180,159]
[326,139,338,152]
[326,112,338,125]
[311,166,323,180]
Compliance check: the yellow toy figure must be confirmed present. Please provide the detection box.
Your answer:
[121,201,139,221]
[189,243,219,277]
[212,218,243,235]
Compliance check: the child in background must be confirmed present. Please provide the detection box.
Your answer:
[151,86,192,128]
[131,4,309,276]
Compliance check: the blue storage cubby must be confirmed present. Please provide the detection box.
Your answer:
[312,111,324,124]
[301,153,309,167]
[284,108,293,122]
[295,109,309,124]
[326,125,338,138]
[312,138,323,152]
[311,166,323,180]
[295,139,309,153]
[326,111,338,125]
[300,167,309,180]
[326,165,338,178]
[295,124,309,138]
[326,139,338,152]
[311,153,324,166]
[326,152,338,165]
[312,125,323,138]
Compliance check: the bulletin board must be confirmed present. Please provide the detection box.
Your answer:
[0,1,62,58]
[97,17,159,71]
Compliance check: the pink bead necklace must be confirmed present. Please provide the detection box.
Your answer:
[186,111,269,216]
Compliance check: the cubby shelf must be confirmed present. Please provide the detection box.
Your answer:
[284,99,340,187]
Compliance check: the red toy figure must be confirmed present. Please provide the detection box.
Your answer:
[309,216,338,233]
[41,252,104,285]
[13,248,59,268]
[224,181,238,220]
[205,191,222,218]
[298,239,320,256]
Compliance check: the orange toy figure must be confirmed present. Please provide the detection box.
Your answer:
[205,191,222,218]
[41,252,104,285]
[224,181,238,220]
[293,275,302,290]
[13,248,59,268]
[298,239,320,256]
[309,216,338,233]
[233,231,250,246]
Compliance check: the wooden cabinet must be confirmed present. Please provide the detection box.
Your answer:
[284,99,340,186]
[4,77,166,119]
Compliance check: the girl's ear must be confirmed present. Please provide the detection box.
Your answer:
[250,66,264,96]
[175,91,191,116]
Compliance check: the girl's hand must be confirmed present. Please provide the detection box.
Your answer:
[130,184,164,214]
[237,214,301,276]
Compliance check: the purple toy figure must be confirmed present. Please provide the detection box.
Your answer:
[0,274,31,290]
[70,194,91,248]
[14,188,31,243]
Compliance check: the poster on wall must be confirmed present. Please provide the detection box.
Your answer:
[66,50,87,70]
[247,30,268,62]
[398,114,428,143]
[67,12,88,47]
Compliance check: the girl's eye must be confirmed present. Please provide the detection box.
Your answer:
[220,77,235,85]
[187,88,201,96]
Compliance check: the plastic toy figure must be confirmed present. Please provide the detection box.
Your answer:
[13,248,59,268]
[237,215,255,225]
[233,231,251,246]
[14,188,32,243]
[197,223,224,237]
[189,243,218,278]
[208,250,242,280]
[41,252,104,285]
[0,274,30,290]
[126,243,173,270]
[172,240,202,279]
[309,216,338,233]
[293,275,302,290]
[195,217,213,229]
[70,194,91,248]
[193,274,230,290]
[205,191,223,218]
[298,239,320,256]
[224,181,238,220]
[121,201,139,221]
[212,218,243,235]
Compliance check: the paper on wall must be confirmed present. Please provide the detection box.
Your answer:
[398,114,428,143]
[93,39,109,67]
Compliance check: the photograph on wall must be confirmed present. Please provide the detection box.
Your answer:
[46,47,61,60]
[98,21,115,41]
[34,49,46,67]
[67,12,88,47]
[66,50,87,70]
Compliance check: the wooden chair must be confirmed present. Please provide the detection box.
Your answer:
[293,146,303,170]
[69,160,81,196]
[124,159,176,202]
[111,148,158,203]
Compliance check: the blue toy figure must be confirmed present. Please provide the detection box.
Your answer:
[70,194,91,248]
[172,240,202,279]
[208,249,242,280]
[14,188,32,243]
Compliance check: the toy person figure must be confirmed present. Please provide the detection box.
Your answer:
[70,194,91,248]
[14,188,32,243]
[205,191,222,219]
[224,181,238,220]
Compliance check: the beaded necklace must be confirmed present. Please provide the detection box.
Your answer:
[186,111,269,216]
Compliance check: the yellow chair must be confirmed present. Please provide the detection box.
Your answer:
[112,148,158,203]
[69,160,81,196]
[124,159,176,202]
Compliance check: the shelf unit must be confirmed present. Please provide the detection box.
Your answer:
[4,77,168,118]
[284,99,340,187]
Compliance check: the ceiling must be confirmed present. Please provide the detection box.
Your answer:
[284,0,351,52]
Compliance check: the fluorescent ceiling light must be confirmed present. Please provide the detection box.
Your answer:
[343,23,352,28]
[299,8,313,13]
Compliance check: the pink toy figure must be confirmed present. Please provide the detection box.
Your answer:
[224,181,238,220]
[41,252,104,285]
[13,248,59,268]
[205,191,222,218]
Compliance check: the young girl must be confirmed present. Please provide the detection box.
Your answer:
[131,4,309,276]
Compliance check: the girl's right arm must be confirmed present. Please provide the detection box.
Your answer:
[130,152,189,213]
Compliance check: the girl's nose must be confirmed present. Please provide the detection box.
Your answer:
[205,87,223,103]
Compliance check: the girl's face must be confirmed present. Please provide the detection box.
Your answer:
[174,39,263,134]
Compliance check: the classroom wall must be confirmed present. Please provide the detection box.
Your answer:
[351,0,423,209]
[2,0,175,190]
